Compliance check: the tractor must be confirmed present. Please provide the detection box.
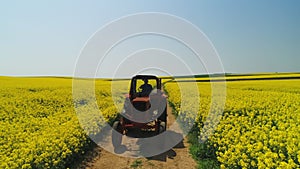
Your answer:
[112,75,167,148]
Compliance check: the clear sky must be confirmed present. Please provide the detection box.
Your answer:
[1,0,299,77]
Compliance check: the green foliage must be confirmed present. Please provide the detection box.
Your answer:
[130,159,143,169]
[188,126,220,169]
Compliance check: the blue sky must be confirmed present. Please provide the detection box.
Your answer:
[1,1,299,77]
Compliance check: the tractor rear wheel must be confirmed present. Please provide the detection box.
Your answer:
[112,121,122,148]
[158,105,167,122]
[158,121,166,134]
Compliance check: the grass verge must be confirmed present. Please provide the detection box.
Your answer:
[187,125,220,169]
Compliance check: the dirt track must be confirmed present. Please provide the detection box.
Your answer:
[76,104,197,169]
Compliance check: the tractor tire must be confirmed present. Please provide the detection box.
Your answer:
[158,106,167,122]
[112,121,122,148]
[158,121,166,134]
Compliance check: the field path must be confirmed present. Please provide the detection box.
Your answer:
[76,103,197,169]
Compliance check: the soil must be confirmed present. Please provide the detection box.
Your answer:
[74,104,197,169]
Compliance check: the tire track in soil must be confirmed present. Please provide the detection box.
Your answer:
[76,103,197,169]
